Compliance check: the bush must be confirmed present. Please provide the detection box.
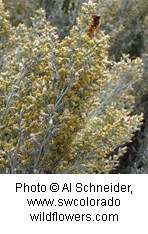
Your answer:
[2,0,41,26]
[0,1,144,173]
[3,0,86,39]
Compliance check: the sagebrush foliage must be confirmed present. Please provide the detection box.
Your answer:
[0,1,144,173]
[3,0,85,39]
[2,0,41,26]
[99,0,148,59]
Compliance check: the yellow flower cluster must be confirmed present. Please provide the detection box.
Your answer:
[0,1,144,173]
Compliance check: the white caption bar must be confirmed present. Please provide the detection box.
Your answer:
[0,175,147,234]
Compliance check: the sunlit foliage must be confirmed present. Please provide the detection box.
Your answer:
[0,1,144,173]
